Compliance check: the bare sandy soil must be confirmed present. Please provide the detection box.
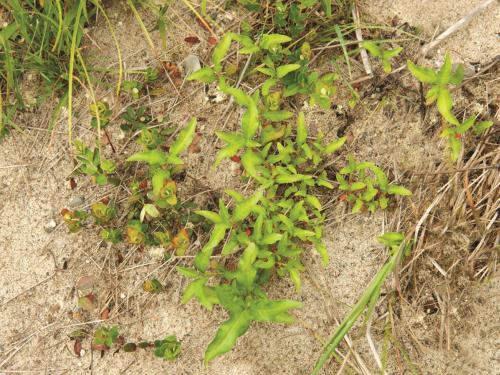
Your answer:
[0,1,498,374]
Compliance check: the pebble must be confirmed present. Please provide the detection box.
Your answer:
[148,247,165,260]
[44,219,57,233]
[68,196,85,208]
[182,54,201,75]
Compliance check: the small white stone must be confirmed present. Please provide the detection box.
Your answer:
[182,54,202,75]
[148,247,165,260]
[120,293,126,299]
[44,219,57,233]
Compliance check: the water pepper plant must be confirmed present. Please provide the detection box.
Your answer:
[180,36,412,361]
[63,15,424,367]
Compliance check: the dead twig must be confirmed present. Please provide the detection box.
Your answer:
[420,0,498,57]
[352,3,372,76]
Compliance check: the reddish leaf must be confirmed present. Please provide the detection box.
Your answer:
[69,178,77,190]
[184,36,201,44]
[92,343,108,352]
[188,132,202,154]
[245,228,252,236]
[162,62,181,79]
[230,155,241,163]
[100,307,110,320]
[76,275,96,291]
[208,36,218,46]
[139,180,148,191]
[74,340,82,357]
[172,228,190,256]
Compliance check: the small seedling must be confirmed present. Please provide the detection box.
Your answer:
[120,106,152,132]
[361,41,402,73]
[408,53,494,160]
[61,208,89,233]
[93,326,120,351]
[143,278,163,293]
[91,201,116,224]
[407,53,464,125]
[89,101,112,129]
[336,158,412,213]
[123,80,143,100]
[154,335,182,360]
[74,141,117,185]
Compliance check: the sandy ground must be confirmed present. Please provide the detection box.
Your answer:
[1,0,499,374]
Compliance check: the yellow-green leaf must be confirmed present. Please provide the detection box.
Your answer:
[204,311,251,363]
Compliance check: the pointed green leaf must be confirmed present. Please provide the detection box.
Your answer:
[232,189,263,222]
[241,149,262,179]
[361,41,381,57]
[127,150,167,165]
[187,67,216,83]
[473,120,493,135]
[449,64,464,85]
[262,110,294,122]
[382,47,403,60]
[169,118,197,156]
[437,88,459,125]
[213,33,232,72]
[261,233,283,245]
[195,210,223,224]
[296,112,307,145]
[315,242,329,266]
[204,311,251,363]
[276,64,301,78]
[437,53,453,84]
[324,137,346,154]
[387,185,412,196]
[260,34,291,50]
[262,78,278,96]
[250,299,302,323]
[407,60,437,84]
[195,224,228,271]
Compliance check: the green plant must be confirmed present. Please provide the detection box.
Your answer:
[93,326,120,351]
[122,334,181,362]
[74,140,117,185]
[92,326,181,362]
[143,278,163,293]
[89,101,112,129]
[336,157,412,213]
[408,53,494,160]
[61,208,89,233]
[120,105,152,131]
[183,33,415,359]
[188,33,338,109]
[123,80,144,100]
[361,41,402,73]
[154,335,182,361]
[408,53,464,125]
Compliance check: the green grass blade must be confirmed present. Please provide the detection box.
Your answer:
[334,24,352,79]
[67,0,86,144]
[310,246,404,375]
